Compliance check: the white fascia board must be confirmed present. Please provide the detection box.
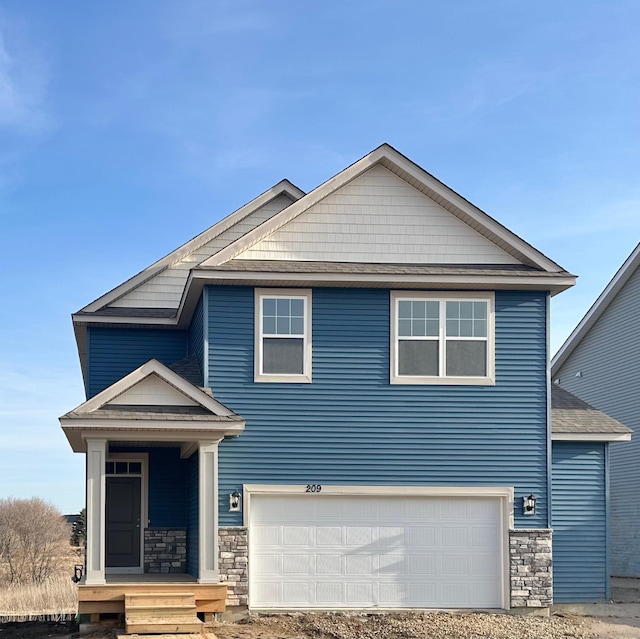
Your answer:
[61,424,244,453]
[72,314,177,326]
[203,144,566,274]
[65,359,235,416]
[79,180,305,314]
[188,268,576,293]
[551,432,632,442]
[552,241,640,374]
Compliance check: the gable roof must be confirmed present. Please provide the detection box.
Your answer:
[551,384,632,441]
[202,144,569,273]
[60,359,245,452]
[552,242,640,374]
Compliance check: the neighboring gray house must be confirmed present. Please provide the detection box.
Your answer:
[552,242,640,578]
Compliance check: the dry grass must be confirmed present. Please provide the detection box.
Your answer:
[0,554,80,621]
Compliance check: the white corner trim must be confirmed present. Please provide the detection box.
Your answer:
[254,288,312,383]
[552,432,632,442]
[552,241,640,374]
[79,180,305,313]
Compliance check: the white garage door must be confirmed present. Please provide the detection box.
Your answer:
[249,492,505,609]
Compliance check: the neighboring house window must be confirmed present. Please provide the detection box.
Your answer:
[255,288,312,382]
[391,291,495,385]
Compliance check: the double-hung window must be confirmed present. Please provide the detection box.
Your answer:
[255,288,312,382]
[391,291,495,384]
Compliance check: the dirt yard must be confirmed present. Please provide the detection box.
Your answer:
[1,612,639,639]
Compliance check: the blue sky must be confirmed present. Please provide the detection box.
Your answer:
[0,1,638,514]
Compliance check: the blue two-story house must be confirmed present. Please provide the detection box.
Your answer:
[60,145,629,627]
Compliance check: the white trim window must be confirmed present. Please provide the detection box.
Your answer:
[255,288,312,383]
[391,291,495,385]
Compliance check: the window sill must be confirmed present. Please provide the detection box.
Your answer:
[390,375,495,386]
[255,373,312,383]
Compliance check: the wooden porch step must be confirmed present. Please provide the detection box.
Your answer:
[125,616,203,635]
[125,592,196,607]
[124,592,202,635]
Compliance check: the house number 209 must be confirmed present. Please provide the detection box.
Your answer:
[305,484,322,493]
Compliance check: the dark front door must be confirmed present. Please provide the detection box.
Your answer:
[106,476,141,568]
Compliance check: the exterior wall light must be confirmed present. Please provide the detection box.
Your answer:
[229,490,242,512]
[523,493,537,516]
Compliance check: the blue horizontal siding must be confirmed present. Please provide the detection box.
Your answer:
[208,286,549,528]
[188,295,205,377]
[552,441,607,602]
[110,446,187,527]
[87,327,187,397]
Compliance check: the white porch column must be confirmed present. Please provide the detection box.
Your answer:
[198,439,221,583]
[85,438,107,585]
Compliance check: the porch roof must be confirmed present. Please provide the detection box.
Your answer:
[59,358,246,452]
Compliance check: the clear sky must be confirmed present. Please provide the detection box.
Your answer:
[0,1,638,514]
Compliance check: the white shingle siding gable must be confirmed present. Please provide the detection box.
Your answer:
[237,166,521,265]
[110,194,295,308]
[109,374,199,407]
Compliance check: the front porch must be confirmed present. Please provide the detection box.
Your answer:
[59,360,247,632]
[78,574,227,634]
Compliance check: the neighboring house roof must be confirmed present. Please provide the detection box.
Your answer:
[551,384,632,441]
[552,242,640,374]
[60,359,245,452]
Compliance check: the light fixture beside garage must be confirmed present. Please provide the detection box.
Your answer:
[229,490,241,512]
[523,493,537,516]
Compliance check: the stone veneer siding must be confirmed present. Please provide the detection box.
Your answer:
[510,529,553,608]
[144,528,187,573]
[219,527,248,607]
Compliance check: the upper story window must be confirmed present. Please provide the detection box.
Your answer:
[255,288,312,383]
[391,291,495,385]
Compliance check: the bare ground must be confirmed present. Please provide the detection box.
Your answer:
[1,612,632,639]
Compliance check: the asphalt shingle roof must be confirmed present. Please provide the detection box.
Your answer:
[551,385,631,434]
[201,260,549,276]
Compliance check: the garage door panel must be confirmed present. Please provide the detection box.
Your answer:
[317,582,343,603]
[316,554,342,574]
[282,526,309,546]
[407,554,437,575]
[346,582,373,603]
[442,526,470,546]
[378,526,405,546]
[407,526,437,546]
[472,525,499,548]
[249,494,505,609]
[379,554,407,574]
[316,526,342,545]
